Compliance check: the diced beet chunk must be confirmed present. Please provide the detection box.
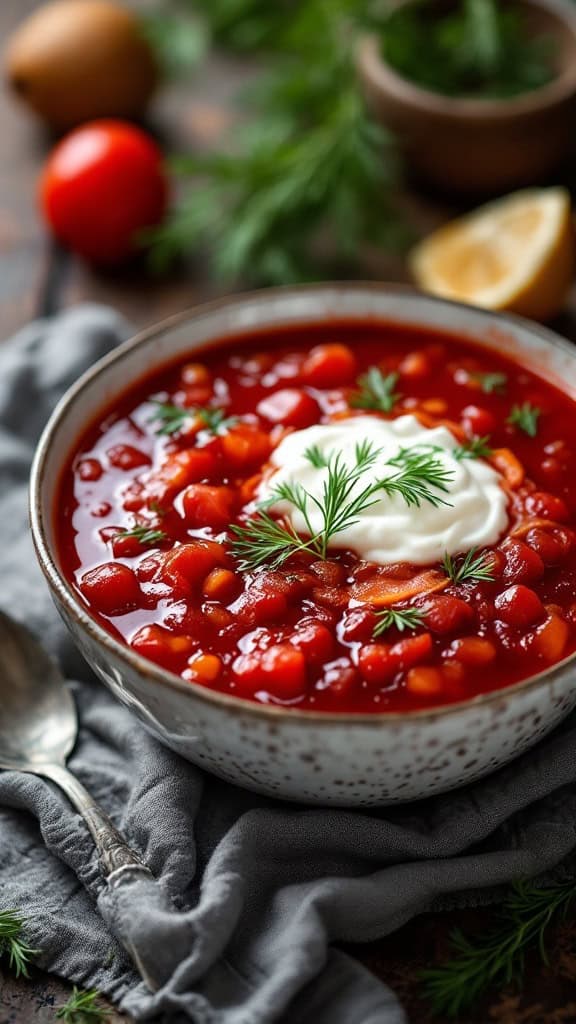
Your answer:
[423,595,474,635]
[80,562,141,615]
[181,484,235,529]
[257,388,319,428]
[495,585,545,627]
[106,444,151,471]
[301,344,357,387]
[500,539,545,584]
[233,643,307,700]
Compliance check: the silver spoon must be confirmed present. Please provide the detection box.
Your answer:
[0,610,158,989]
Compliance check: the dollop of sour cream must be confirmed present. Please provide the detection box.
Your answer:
[258,414,509,565]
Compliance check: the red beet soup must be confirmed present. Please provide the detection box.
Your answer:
[56,321,576,713]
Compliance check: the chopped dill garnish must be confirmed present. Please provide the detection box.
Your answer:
[373,606,425,638]
[454,436,493,461]
[442,547,495,584]
[507,402,541,437]
[350,368,402,413]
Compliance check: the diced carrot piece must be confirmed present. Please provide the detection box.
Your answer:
[450,637,496,666]
[533,612,569,661]
[391,632,433,669]
[351,570,447,607]
[186,652,222,682]
[490,448,525,488]
[202,568,241,602]
[406,666,443,697]
[220,424,272,472]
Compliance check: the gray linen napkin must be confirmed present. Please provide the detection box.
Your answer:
[1,306,576,1024]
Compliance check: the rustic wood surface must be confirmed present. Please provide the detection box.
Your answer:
[1,1,576,1022]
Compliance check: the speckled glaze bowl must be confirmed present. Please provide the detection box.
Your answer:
[30,285,576,805]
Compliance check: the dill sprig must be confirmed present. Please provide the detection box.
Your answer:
[507,402,541,437]
[443,547,494,584]
[149,0,405,284]
[382,447,453,509]
[231,442,454,570]
[470,371,508,394]
[0,909,39,978]
[149,401,237,437]
[115,524,167,546]
[56,985,111,1023]
[373,606,425,638]
[350,368,402,414]
[454,436,493,461]
[421,878,576,1018]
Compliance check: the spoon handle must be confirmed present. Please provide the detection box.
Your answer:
[40,762,153,883]
[39,762,163,991]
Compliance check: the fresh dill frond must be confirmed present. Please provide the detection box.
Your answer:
[230,512,316,570]
[507,402,541,437]
[442,547,495,584]
[230,441,454,569]
[351,368,402,413]
[197,407,238,434]
[115,524,167,546]
[0,909,39,978]
[56,985,112,1023]
[382,447,454,509]
[149,401,236,437]
[421,878,576,1018]
[373,606,425,638]
[148,401,191,436]
[470,371,507,394]
[453,436,494,461]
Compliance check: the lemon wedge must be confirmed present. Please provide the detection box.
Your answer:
[410,188,574,321]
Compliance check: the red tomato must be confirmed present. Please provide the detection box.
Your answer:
[39,120,168,265]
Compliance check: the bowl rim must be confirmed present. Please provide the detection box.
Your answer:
[357,0,576,120]
[30,282,576,727]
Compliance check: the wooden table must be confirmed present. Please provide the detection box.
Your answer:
[2,3,576,1022]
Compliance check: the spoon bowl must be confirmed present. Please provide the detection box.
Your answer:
[0,611,76,769]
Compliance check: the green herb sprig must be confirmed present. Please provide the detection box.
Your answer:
[421,878,576,1018]
[351,368,402,414]
[454,436,493,461]
[149,401,237,437]
[150,0,405,284]
[373,606,425,638]
[0,909,39,978]
[231,443,454,570]
[507,402,541,438]
[382,0,554,100]
[57,985,111,1023]
[470,371,508,395]
[442,547,494,584]
[115,524,167,547]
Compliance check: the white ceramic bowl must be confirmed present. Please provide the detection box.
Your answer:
[30,285,576,805]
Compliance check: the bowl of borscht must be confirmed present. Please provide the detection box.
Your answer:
[31,285,576,805]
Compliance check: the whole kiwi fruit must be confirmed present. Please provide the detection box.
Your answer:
[5,0,158,131]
